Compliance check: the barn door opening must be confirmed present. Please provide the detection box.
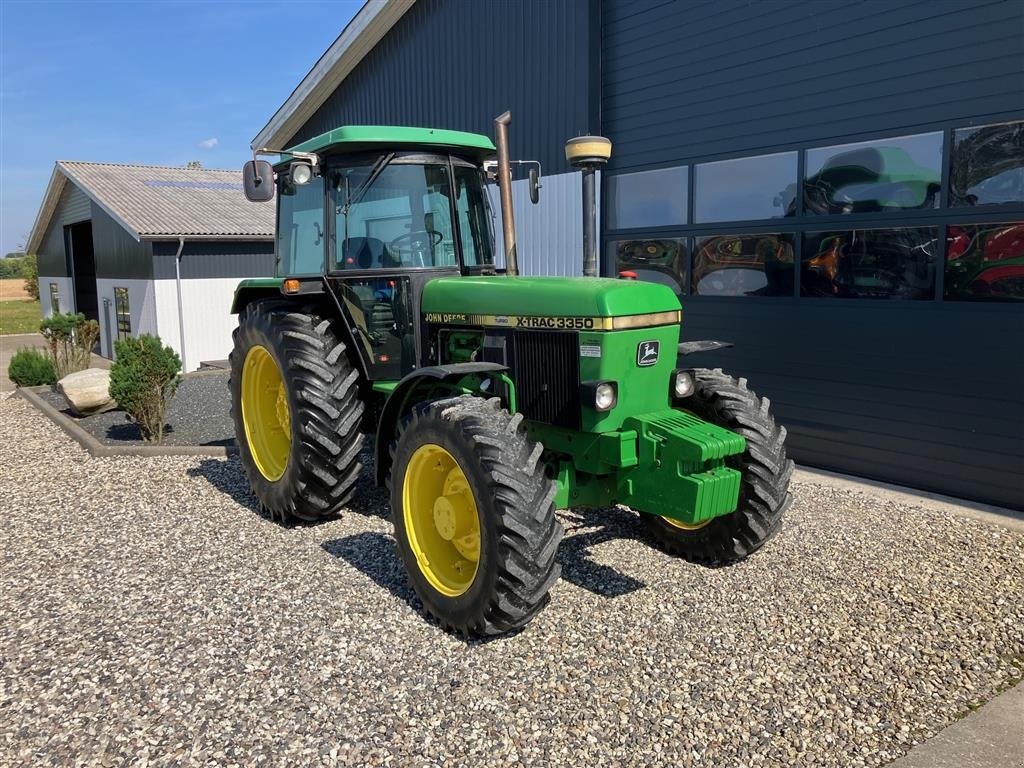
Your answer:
[64,221,98,323]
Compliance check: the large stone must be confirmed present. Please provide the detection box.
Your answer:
[58,368,116,416]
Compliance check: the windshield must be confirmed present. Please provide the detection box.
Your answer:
[331,159,493,270]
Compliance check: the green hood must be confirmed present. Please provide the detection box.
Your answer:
[421,276,681,319]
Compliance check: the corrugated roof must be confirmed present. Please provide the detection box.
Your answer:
[27,161,274,253]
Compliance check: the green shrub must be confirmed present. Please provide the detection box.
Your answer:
[109,335,182,443]
[40,312,100,379]
[22,255,38,300]
[7,347,57,387]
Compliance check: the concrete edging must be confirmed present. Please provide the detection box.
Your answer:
[15,385,236,458]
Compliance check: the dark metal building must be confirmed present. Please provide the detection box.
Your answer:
[253,0,1024,508]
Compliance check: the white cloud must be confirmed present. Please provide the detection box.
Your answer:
[198,137,219,149]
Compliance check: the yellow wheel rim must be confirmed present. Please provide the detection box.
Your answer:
[241,345,291,481]
[662,516,712,531]
[402,443,481,597]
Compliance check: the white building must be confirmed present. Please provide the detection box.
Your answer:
[26,161,274,371]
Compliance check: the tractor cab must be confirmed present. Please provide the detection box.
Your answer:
[241,126,502,381]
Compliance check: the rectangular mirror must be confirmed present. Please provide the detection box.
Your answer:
[243,159,275,202]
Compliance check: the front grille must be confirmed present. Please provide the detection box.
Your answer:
[511,330,580,428]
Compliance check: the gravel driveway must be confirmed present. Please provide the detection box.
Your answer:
[2,395,1022,767]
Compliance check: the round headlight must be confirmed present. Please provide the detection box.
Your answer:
[595,382,617,411]
[674,371,695,398]
[290,162,313,185]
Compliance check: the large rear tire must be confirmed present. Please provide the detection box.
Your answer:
[644,368,793,564]
[230,299,364,524]
[389,395,562,637]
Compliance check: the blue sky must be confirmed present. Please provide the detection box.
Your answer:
[0,0,361,256]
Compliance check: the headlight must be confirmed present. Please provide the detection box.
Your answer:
[582,380,618,412]
[290,162,313,185]
[673,370,695,398]
[595,382,617,411]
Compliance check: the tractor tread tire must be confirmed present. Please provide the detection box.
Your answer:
[389,395,562,637]
[644,367,792,564]
[230,299,364,525]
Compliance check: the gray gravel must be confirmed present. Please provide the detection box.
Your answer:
[37,371,234,447]
[1,394,1022,767]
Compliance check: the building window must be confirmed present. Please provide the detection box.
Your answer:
[49,283,60,314]
[801,228,938,300]
[692,234,794,297]
[607,238,687,293]
[950,120,1024,207]
[694,152,797,223]
[114,287,131,339]
[945,222,1024,301]
[606,166,688,229]
[804,132,943,215]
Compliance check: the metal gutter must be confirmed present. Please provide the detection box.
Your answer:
[251,0,416,150]
[174,236,188,372]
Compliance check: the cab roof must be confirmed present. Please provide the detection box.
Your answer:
[283,125,496,160]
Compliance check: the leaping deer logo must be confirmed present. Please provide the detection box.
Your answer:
[637,340,660,367]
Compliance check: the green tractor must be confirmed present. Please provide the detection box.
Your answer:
[231,114,792,636]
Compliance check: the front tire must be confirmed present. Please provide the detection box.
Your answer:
[644,368,793,564]
[389,395,562,637]
[230,300,364,524]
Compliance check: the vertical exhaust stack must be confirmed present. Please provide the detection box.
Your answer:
[493,111,518,276]
[565,136,612,277]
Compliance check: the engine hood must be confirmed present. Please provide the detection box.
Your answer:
[421,276,681,321]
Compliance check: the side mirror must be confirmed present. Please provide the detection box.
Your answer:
[529,167,541,204]
[243,160,275,202]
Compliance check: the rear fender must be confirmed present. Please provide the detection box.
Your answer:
[374,363,508,486]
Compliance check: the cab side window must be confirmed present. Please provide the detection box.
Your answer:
[277,181,325,276]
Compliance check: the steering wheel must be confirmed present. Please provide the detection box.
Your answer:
[389,230,444,267]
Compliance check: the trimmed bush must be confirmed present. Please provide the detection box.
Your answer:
[7,348,57,387]
[41,312,100,379]
[109,335,182,443]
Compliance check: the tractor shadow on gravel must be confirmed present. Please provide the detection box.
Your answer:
[321,505,649,631]
[188,453,389,526]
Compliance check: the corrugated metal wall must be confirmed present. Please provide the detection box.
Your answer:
[151,240,275,279]
[285,0,598,176]
[601,0,1024,508]
[603,0,1024,172]
[91,201,152,279]
[35,182,92,277]
[488,172,596,277]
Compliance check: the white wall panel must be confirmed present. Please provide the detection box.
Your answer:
[155,277,242,372]
[94,278,157,358]
[38,276,74,319]
[487,171,598,277]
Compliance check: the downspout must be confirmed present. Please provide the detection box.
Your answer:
[174,236,188,372]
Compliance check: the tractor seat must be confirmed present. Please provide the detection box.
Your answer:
[341,237,389,270]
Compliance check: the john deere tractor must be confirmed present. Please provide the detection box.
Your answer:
[231,114,792,636]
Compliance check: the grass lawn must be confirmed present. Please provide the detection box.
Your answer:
[0,300,41,335]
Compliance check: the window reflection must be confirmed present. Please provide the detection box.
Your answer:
[945,222,1024,301]
[951,121,1024,207]
[802,228,937,299]
[606,167,688,229]
[609,238,686,293]
[694,152,797,223]
[692,234,794,297]
[804,133,942,214]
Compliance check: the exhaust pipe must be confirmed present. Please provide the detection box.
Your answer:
[493,111,518,276]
